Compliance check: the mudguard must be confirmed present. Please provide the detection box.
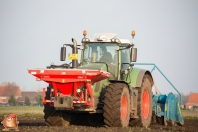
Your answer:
[123,67,153,88]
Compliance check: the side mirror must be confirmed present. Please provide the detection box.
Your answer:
[130,48,137,62]
[60,47,66,61]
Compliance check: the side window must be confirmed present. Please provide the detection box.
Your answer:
[91,46,97,62]
[84,45,88,59]
[97,46,102,61]
[83,45,92,64]
[121,49,130,69]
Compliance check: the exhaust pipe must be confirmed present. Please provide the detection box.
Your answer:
[72,38,78,68]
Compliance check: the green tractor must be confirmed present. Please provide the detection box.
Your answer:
[28,30,182,127]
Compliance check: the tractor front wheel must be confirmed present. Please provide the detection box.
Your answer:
[44,105,71,126]
[44,86,71,126]
[130,74,153,127]
[103,83,130,127]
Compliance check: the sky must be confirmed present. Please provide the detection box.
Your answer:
[0,0,197,95]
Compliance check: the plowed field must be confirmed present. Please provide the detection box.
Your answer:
[0,108,198,132]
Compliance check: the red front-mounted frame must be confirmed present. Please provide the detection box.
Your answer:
[29,68,110,107]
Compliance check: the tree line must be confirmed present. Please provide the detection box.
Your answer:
[8,94,43,106]
[1,81,43,106]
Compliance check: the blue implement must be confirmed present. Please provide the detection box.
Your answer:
[153,93,184,126]
[133,62,184,126]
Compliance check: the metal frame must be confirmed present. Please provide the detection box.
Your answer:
[132,62,182,107]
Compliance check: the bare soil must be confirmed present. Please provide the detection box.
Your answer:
[0,116,198,132]
[182,111,198,117]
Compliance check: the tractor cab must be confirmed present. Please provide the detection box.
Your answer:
[77,31,137,80]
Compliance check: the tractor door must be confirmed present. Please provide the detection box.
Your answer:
[121,48,130,70]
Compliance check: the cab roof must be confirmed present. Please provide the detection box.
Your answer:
[82,33,132,45]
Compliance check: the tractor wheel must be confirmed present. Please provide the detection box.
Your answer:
[129,74,153,127]
[103,83,130,127]
[44,105,71,126]
[44,86,71,126]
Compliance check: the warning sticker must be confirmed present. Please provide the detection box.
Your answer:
[68,54,78,60]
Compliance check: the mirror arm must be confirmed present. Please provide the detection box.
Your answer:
[119,44,134,51]
[126,44,134,49]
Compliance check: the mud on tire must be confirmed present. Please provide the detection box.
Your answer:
[129,74,153,127]
[44,86,71,126]
[44,105,71,126]
[103,83,130,127]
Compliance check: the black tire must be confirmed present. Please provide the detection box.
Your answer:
[151,111,156,125]
[44,86,71,126]
[44,105,71,126]
[103,83,130,127]
[129,74,153,127]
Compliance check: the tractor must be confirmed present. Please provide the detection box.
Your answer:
[28,30,184,127]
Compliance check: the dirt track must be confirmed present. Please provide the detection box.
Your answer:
[0,116,198,132]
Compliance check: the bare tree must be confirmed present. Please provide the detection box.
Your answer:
[1,81,20,96]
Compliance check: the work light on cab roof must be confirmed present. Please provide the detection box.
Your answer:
[82,30,135,45]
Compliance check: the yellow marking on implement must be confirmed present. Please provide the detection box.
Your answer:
[62,79,65,83]
[178,103,182,115]
[68,54,78,60]
[165,105,168,111]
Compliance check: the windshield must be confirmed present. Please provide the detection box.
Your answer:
[83,43,118,79]
[83,43,118,65]
[82,43,130,79]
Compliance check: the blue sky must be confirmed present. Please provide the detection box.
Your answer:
[0,0,197,95]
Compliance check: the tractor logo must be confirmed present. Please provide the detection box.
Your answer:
[1,114,19,131]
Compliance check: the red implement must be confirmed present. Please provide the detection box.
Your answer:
[28,68,110,106]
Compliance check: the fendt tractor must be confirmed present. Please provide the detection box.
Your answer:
[28,30,184,127]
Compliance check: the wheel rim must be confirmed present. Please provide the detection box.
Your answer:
[142,88,149,119]
[121,95,127,121]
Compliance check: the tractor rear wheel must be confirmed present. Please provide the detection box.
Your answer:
[129,74,152,127]
[103,83,130,127]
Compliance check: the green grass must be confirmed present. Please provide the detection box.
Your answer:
[0,113,44,117]
[184,116,198,120]
[0,106,44,110]
[0,106,44,117]
[182,109,198,113]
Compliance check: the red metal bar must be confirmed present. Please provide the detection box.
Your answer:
[42,88,46,104]
[85,89,87,103]
[86,82,94,106]
[74,82,76,98]
[79,91,84,101]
